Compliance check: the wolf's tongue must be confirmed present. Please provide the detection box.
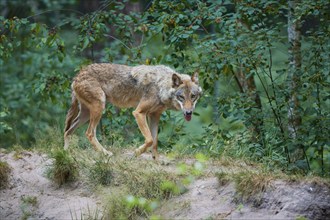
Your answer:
[184,114,192,121]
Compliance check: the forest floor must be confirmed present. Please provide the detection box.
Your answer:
[0,148,329,220]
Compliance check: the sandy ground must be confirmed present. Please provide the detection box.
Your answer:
[0,151,99,219]
[156,177,330,219]
[1,150,329,220]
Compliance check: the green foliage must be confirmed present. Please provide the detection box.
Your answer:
[104,192,159,220]
[143,0,329,176]
[0,12,80,147]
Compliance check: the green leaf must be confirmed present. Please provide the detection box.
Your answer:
[82,38,90,50]
[191,25,199,30]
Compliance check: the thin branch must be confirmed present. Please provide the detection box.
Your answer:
[250,59,290,163]
[103,34,131,50]
[25,9,85,19]
[230,67,244,93]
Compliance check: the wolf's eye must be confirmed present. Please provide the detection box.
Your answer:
[177,95,185,101]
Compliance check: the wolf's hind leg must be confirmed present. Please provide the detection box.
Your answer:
[84,92,113,156]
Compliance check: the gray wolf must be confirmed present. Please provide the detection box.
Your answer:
[64,63,202,159]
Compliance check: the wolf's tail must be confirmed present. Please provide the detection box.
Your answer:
[64,92,79,133]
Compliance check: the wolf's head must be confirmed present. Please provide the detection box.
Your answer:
[172,72,202,121]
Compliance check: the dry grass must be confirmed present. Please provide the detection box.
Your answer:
[215,167,274,204]
[73,150,182,219]
[215,171,231,186]
[47,148,78,186]
[103,190,154,220]
[97,157,180,220]
[101,156,179,199]
[88,157,113,186]
[232,171,273,202]
[34,127,64,150]
[0,160,11,189]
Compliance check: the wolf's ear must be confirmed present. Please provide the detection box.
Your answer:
[172,74,183,88]
[191,72,199,85]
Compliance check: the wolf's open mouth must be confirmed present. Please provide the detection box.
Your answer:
[184,112,192,121]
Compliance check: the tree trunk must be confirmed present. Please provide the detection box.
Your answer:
[287,0,302,139]
[287,0,312,168]
[236,64,263,142]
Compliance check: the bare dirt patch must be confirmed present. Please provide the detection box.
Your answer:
[156,177,330,220]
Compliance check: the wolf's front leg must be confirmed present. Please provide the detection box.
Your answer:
[133,107,154,157]
[148,112,162,160]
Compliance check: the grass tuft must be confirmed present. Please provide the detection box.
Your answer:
[111,158,179,199]
[215,171,231,186]
[34,127,64,150]
[0,160,11,189]
[232,171,273,202]
[88,155,182,219]
[88,158,113,186]
[104,191,161,220]
[21,195,38,207]
[104,192,142,220]
[70,204,103,220]
[47,148,78,186]
[20,195,38,220]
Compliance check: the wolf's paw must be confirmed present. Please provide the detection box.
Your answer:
[134,148,142,157]
[152,152,159,161]
[102,149,113,157]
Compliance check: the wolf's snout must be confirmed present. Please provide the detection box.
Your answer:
[184,110,193,121]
